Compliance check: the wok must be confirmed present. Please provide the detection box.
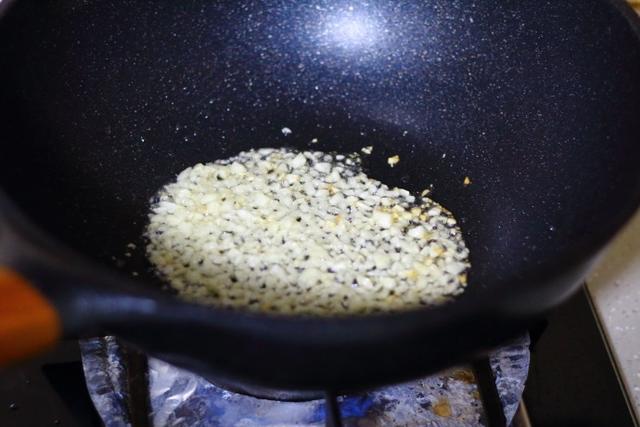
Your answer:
[1,0,640,393]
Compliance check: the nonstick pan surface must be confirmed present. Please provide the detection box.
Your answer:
[1,0,640,391]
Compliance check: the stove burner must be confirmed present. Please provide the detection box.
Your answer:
[210,380,324,402]
[80,335,529,426]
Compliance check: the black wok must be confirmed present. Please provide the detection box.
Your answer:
[1,0,640,394]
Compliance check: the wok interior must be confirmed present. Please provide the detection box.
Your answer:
[1,0,640,306]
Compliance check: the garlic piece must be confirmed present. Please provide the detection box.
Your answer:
[387,155,400,167]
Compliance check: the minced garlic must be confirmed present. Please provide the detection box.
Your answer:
[145,148,469,316]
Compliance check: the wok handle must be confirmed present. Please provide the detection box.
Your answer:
[0,267,61,366]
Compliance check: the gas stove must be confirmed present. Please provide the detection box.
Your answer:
[0,288,636,426]
[79,335,529,427]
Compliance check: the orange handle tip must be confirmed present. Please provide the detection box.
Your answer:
[0,267,61,366]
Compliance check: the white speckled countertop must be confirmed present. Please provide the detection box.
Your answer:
[588,209,640,415]
[586,1,640,416]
